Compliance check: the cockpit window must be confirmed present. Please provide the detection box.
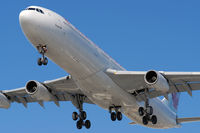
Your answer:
[27,8,35,10]
[26,8,44,14]
[39,9,44,14]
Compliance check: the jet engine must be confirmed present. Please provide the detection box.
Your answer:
[25,80,52,101]
[0,93,10,109]
[144,70,169,92]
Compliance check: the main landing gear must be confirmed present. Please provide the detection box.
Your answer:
[138,93,157,125]
[37,45,48,66]
[72,111,91,129]
[109,105,123,121]
[71,95,91,130]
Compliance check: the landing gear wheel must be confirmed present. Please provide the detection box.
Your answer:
[37,45,48,66]
[138,88,157,125]
[76,120,83,129]
[117,112,122,121]
[81,111,87,120]
[85,120,91,129]
[151,115,157,124]
[111,112,117,121]
[37,58,42,66]
[72,112,78,121]
[138,107,144,116]
[146,106,153,115]
[142,116,148,125]
[72,95,92,130]
[43,57,48,65]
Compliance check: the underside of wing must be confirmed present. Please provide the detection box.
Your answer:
[106,69,146,93]
[1,76,93,108]
[106,69,200,101]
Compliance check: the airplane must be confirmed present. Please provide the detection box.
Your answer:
[1,5,200,130]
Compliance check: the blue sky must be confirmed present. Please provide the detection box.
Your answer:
[0,0,200,133]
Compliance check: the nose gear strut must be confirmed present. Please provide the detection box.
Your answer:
[37,45,48,66]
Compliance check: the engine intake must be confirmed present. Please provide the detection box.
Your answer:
[144,70,169,92]
[26,80,52,101]
[145,71,158,83]
[26,81,37,94]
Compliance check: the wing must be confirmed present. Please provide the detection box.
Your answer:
[1,76,93,108]
[106,69,200,101]
[177,117,200,124]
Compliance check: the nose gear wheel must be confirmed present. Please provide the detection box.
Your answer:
[37,45,48,66]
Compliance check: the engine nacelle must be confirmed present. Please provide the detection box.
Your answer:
[0,93,10,109]
[25,80,52,101]
[144,70,169,92]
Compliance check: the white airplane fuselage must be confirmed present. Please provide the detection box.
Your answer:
[19,6,179,129]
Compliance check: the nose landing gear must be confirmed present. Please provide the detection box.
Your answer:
[37,57,48,66]
[37,45,48,66]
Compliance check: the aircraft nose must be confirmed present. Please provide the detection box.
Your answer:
[19,9,45,46]
[19,10,33,30]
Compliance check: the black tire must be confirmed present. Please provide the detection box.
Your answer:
[85,120,91,129]
[151,115,157,124]
[142,116,148,125]
[117,112,122,121]
[111,112,117,121]
[76,120,83,129]
[138,107,144,116]
[37,58,42,66]
[72,112,78,121]
[81,111,87,120]
[43,57,48,65]
[146,106,153,115]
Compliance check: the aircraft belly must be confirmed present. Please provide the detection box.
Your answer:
[75,71,138,109]
[76,71,177,129]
